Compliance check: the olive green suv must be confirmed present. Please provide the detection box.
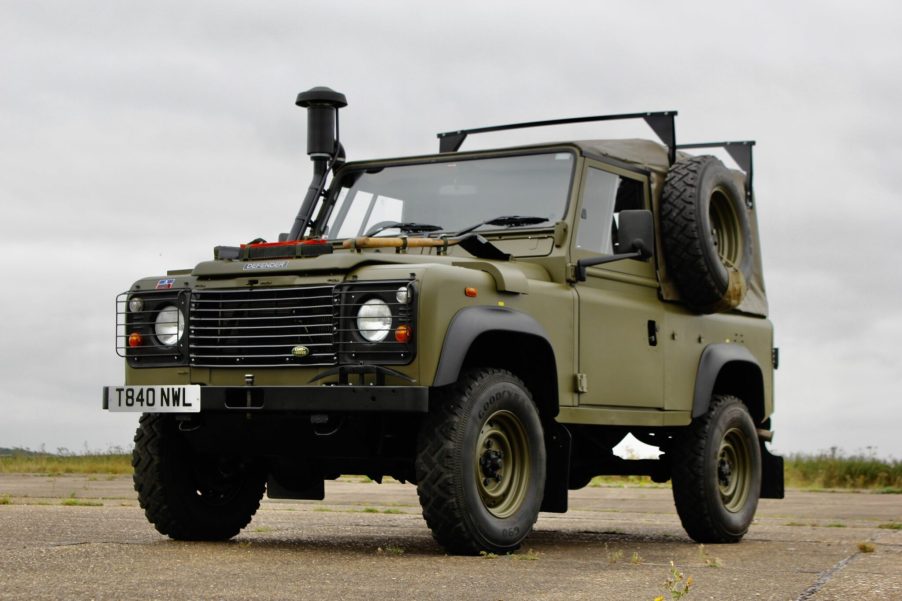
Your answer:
[103,86,783,555]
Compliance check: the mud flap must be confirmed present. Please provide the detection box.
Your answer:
[540,421,571,513]
[267,474,325,500]
[760,442,785,499]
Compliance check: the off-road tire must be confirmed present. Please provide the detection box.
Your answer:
[415,368,546,555]
[661,155,753,313]
[132,413,266,541]
[671,395,761,543]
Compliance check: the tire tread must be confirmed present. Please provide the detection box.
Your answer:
[415,368,538,555]
[670,395,757,543]
[132,413,264,541]
[660,156,726,311]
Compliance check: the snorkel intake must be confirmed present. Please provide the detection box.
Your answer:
[287,86,347,241]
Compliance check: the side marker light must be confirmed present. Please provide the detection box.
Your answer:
[128,332,143,348]
[465,287,478,297]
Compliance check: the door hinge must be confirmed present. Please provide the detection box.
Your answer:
[575,373,588,393]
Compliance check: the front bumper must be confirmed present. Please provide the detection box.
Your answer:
[102,385,429,413]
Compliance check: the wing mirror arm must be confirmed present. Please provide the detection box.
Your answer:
[575,210,654,282]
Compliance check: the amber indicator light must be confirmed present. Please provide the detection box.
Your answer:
[394,325,412,343]
[128,332,143,348]
[464,287,478,297]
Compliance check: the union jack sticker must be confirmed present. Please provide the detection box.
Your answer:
[155,279,175,290]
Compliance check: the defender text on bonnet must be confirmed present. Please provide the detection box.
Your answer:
[103,87,783,555]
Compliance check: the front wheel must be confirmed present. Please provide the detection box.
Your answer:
[415,369,546,555]
[671,395,761,543]
[132,413,266,541]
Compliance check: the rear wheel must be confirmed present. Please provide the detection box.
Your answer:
[670,395,761,543]
[415,368,546,555]
[132,413,266,541]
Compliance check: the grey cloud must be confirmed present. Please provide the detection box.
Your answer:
[1,0,901,457]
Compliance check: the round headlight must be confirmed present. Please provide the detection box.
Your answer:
[356,298,392,342]
[128,297,144,313]
[154,305,185,346]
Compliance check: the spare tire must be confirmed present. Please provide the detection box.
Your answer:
[660,156,753,313]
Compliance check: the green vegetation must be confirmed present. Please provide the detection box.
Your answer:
[1,447,899,492]
[61,498,103,507]
[511,548,540,561]
[605,543,624,563]
[878,522,902,530]
[588,452,900,491]
[0,448,131,475]
[478,548,541,560]
[698,544,722,568]
[0,494,10,505]
[655,561,693,601]
[589,475,660,487]
[784,451,902,490]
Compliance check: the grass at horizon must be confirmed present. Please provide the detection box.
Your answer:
[784,451,901,491]
[0,451,132,475]
[1,449,899,491]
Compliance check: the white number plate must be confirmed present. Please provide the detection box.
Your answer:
[106,386,201,413]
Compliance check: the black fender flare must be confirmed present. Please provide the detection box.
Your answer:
[433,306,553,388]
[693,343,764,420]
[433,306,567,513]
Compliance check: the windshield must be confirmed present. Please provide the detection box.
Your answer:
[320,152,575,240]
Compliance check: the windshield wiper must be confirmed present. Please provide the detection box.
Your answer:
[453,215,550,237]
[363,222,444,237]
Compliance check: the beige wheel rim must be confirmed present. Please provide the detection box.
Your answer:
[475,410,530,518]
[709,186,744,270]
[717,427,752,512]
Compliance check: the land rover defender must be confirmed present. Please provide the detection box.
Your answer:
[103,86,783,555]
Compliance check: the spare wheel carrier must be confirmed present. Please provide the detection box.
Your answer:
[660,155,753,313]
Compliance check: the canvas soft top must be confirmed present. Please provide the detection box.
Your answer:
[437,114,767,317]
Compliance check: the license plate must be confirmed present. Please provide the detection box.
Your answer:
[104,386,201,413]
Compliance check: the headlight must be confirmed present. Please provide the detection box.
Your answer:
[356,298,392,342]
[128,297,144,313]
[396,285,411,304]
[154,305,185,346]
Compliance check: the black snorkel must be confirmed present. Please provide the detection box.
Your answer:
[287,86,347,240]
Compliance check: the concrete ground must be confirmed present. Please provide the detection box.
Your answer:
[0,474,899,600]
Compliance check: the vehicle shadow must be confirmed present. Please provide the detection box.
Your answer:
[146,523,691,557]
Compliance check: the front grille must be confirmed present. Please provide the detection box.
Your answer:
[189,286,337,367]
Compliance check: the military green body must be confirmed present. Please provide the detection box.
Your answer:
[124,144,774,431]
[110,93,781,553]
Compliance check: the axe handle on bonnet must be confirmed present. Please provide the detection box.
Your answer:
[341,236,458,250]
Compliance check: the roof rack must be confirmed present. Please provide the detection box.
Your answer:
[437,111,679,164]
[677,141,756,206]
[436,114,756,205]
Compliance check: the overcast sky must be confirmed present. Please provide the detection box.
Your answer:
[1,1,900,458]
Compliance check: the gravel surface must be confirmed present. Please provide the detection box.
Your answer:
[0,474,899,600]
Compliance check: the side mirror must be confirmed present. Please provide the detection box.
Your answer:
[616,210,654,258]
[576,209,654,281]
